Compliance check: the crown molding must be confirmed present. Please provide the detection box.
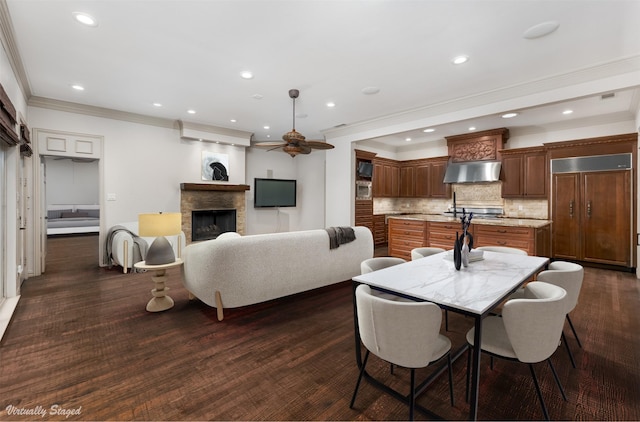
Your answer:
[0,0,30,99]
[28,96,177,129]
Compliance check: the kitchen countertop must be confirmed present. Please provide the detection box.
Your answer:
[385,213,551,228]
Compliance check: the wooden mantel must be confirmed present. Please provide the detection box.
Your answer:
[180,183,250,192]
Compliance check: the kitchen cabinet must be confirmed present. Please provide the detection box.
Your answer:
[373,158,399,197]
[552,170,631,267]
[388,218,427,260]
[355,200,374,235]
[501,147,548,198]
[427,221,469,250]
[400,157,451,198]
[474,224,550,257]
[399,164,415,197]
[373,214,387,246]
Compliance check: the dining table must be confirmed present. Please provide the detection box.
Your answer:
[351,249,549,420]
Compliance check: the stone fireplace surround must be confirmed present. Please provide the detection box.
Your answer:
[180,183,249,244]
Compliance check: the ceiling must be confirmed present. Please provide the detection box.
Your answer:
[4,0,640,150]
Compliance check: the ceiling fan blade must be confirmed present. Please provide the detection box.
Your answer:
[305,141,335,150]
[254,142,287,148]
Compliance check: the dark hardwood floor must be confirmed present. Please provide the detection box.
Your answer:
[1,234,639,421]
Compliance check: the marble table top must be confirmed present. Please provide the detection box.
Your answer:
[352,251,549,315]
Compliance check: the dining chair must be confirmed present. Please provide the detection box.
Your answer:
[537,261,584,367]
[410,247,450,330]
[361,257,409,303]
[475,245,528,255]
[411,247,446,260]
[465,281,568,421]
[351,284,454,421]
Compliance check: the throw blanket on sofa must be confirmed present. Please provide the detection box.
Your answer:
[325,226,356,249]
[103,225,148,270]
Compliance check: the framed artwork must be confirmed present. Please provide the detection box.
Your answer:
[201,152,229,181]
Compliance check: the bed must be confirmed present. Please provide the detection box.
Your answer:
[47,204,100,235]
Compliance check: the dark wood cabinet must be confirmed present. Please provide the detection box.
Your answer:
[355,200,374,235]
[427,221,464,250]
[373,158,400,197]
[373,214,387,246]
[474,224,550,257]
[398,157,451,198]
[553,170,631,267]
[388,218,427,260]
[501,147,547,198]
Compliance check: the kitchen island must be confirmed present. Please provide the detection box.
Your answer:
[386,214,551,259]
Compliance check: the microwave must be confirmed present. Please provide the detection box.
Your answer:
[355,181,372,200]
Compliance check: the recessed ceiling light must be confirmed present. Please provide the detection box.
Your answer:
[361,86,380,95]
[252,94,263,100]
[263,125,270,130]
[71,84,85,91]
[153,102,162,107]
[423,128,435,133]
[468,126,476,131]
[523,21,559,39]
[326,102,336,108]
[452,55,469,65]
[562,109,573,115]
[240,71,253,79]
[501,112,518,118]
[405,138,412,142]
[230,119,237,123]
[73,12,97,27]
[187,109,196,114]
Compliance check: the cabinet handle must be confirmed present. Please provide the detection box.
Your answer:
[587,200,592,218]
[569,200,574,218]
[497,240,507,245]
[497,229,507,233]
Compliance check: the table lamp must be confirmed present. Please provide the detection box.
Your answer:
[138,212,182,265]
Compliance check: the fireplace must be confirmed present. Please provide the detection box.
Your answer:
[180,183,249,244]
[192,209,237,241]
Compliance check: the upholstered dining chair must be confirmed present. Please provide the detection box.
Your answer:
[475,245,528,255]
[411,247,446,260]
[410,247,449,330]
[360,257,408,301]
[537,261,584,367]
[351,284,454,421]
[465,281,568,421]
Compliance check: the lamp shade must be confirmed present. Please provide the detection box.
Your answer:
[138,212,182,237]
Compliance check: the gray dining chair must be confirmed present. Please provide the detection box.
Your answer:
[351,284,454,420]
[476,245,528,255]
[465,281,568,421]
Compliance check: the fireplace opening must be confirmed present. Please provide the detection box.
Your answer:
[192,209,237,241]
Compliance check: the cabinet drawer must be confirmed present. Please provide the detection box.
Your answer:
[389,219,425,230]
[474,225,532,239]
[476,236,532,254]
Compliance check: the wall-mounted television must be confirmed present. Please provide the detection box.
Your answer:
[357,161,373,178]
[254,178,297,208]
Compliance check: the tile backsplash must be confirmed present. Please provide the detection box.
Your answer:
[372,182,549,219]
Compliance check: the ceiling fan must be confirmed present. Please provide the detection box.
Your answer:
[253,89,335,157]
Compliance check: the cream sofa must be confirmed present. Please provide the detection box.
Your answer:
[181,226,374,320]
[105,222,186,273]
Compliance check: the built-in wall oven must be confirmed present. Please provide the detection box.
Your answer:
[355,180,372,200]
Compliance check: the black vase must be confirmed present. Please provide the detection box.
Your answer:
[453,231,462,271]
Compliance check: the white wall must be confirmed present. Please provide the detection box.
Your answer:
[28,106,328,240]
[245,147,326,234]
[44,157,99,206]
